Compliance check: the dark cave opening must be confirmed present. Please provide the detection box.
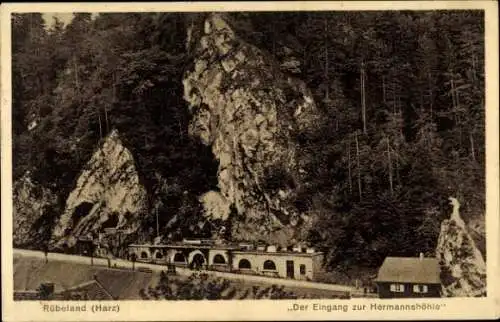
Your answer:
[71,202,94,226]
[102,212,120,229]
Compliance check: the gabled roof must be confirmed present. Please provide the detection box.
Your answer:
[374,257,441,284]
[59,279,114,300]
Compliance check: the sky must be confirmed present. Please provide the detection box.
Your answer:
[42,13,75,27]
[42,13,99,28]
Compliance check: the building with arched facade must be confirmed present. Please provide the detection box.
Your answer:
[230,249,323,280]
[127,239,324,281]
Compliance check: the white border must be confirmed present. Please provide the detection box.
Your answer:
[1,1,499,321]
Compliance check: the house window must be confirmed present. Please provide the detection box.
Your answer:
[140,251,148,259]
[300,264,306,275]
[263,260,277,270]
[389,284,405,292]
[413,285,428,293]
[155,252,163,259]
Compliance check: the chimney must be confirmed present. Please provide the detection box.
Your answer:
[419,252,424,261]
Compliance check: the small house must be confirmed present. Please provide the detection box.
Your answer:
[374,253,441,298]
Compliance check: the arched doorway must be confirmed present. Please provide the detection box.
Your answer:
[140,251,149,259]
[213,254,226,264]
[238,258,251,269]
[263,260,276,270]
[155,251,163,259]
[191,253,205,270]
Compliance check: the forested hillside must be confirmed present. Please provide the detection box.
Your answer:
[12,11,485,272]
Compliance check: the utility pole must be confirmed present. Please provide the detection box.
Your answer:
[156,203,160,239]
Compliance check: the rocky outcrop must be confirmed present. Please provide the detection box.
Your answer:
[183,13,320,245]
[435,197,486,297]
[13,172,56,247]
[51,130,147,248]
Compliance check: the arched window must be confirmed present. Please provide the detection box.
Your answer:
[174,253,186,263]
[213,254,226,264]
[140,251,148,259]
[155,252,163,259]
[263,260,276,270]
[238,259,252,269]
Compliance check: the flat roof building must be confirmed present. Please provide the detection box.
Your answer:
[128,240,324,281]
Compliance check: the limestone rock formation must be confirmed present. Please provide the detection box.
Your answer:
[183,13,320,245]
[435,197,486,297]
[51,129,147,248]
[13,172,56,247]
[184,14,317,242]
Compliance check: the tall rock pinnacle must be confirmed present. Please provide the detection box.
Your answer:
[183,13,321,245]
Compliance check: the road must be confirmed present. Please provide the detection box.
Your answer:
[14,248,357,295]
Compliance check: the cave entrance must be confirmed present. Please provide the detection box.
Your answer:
[102,212,119,229]
[71,202,94,226]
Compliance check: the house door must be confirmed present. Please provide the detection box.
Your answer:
[286,260,294,279]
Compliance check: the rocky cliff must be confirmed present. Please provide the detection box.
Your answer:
[183,13,320,245]
[435,197,486,297]
[51,129,147,248]
[13,172,56,247]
